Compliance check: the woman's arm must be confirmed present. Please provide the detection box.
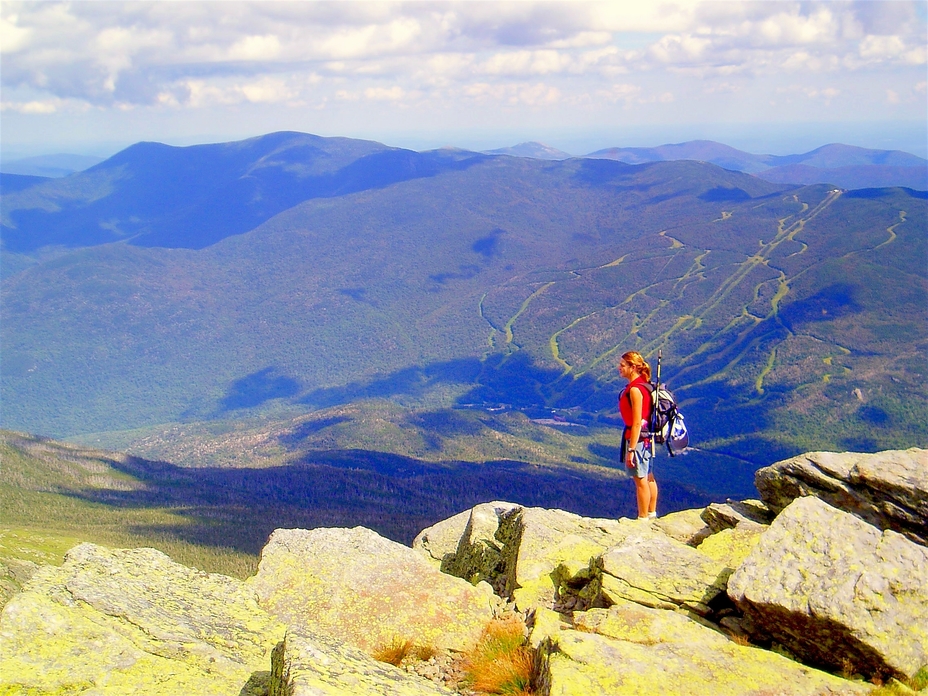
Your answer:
[626,386,643,465]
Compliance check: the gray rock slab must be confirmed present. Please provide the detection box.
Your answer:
[419,503,635,611]
[755,448,928,546]
[596,525,729,615]
[652,507,713,546]
[728,496,928,681]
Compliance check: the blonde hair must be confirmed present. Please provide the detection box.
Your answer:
[621,351,652,381]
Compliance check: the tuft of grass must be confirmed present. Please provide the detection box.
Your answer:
[728,632,751,647]
[840,657,861,681]
[464,616,534,695]
[910,665,928,691]
[412,644,438,661]
[372,637,413,666]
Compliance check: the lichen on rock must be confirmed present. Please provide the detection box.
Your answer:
[728,495,928,682]
[248,526,500,655]
[0,543,285,695]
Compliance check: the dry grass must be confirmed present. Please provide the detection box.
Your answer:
[372,637,413,666]
[868,666,928,695]
[463,616,534,695]
[728,633,751,647]
[839,657,861,681]
[412,644,438,661]
[911,666,928,691]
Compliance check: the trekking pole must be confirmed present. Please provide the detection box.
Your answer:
[652,349,662,457]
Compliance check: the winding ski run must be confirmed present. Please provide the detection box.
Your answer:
[486,189,853,390]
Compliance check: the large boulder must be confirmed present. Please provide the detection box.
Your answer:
[728,496,928,682]
[0,543,284,695]
[248,527,500,654]
[541,600,870,695]
[269,629,456,696]
[755,448,928,546]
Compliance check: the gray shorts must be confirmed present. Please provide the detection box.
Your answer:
[629,442,653,478]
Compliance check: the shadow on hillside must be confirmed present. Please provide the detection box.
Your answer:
[218,368,302,412]
[295,352,619,415]
[297,358,484,408]
[62,449,717,555]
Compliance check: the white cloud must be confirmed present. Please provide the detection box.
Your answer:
[228,34,281,61]
[598,83,642,103]
[0,96,90,114]
[0,12,33,53]
[363,85,406,101]
[859,34,907,59]
[240,77,295,103]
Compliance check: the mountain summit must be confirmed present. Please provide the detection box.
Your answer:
[483,142,573,160]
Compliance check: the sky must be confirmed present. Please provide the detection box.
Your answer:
[1,0,926,161]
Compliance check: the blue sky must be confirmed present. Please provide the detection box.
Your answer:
[2,1,926,159]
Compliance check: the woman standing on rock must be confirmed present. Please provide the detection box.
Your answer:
[619,351,658,520]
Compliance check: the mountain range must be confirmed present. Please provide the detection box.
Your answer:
[3,138,924,189]
[2,131,925,503]
[586,140,928,190]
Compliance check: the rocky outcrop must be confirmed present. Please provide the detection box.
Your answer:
[4,447,927,695]
[0,556,39,609]
[728,496,928,681]
[538,599,871,696]
[418,503,642,610]
[695,526,763,578]
[248,526,500,654]
[755,448,928,546]
[270,628,456,696]
[0,543,285,695]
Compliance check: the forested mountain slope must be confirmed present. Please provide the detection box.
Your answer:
[2,133,925,489]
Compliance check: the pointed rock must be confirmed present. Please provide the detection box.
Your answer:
[728,496,928,681]
[414,501,518,593]
[700,499,772,532]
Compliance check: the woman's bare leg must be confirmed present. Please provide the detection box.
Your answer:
[647,474,658,515]
[634,476,650,518]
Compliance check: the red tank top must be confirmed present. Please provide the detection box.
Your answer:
[619,377,653,439]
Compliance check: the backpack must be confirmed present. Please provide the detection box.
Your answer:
[624,377,690,457]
